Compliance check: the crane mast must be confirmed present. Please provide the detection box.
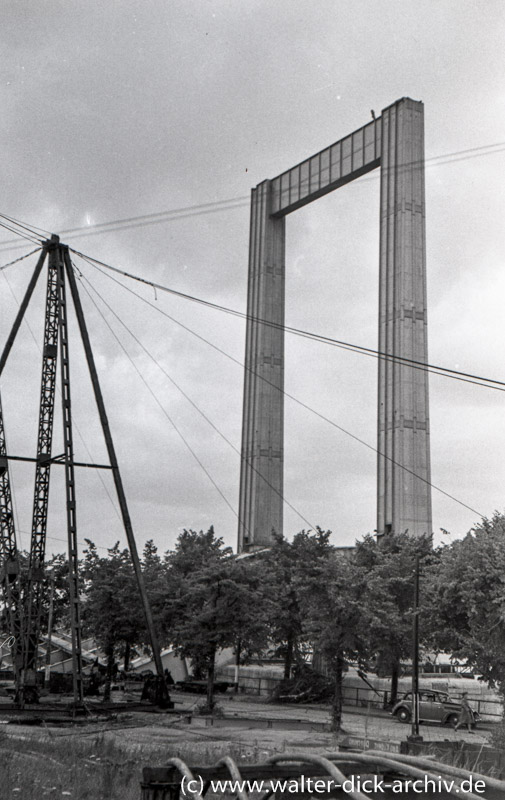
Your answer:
[23,242,62,700]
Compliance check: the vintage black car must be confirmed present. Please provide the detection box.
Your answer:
[391,690,480,727]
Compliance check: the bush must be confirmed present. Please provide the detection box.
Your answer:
[269,665,333,704]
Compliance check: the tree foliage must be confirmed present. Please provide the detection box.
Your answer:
[296,542,370,731]
[162,527,269,708]
[354,532,433,703]
[262,529,333,679]
[26,511,505,725]
[424,513,505,695]
[81,541,146,694]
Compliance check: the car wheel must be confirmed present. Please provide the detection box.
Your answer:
[396,707,411,723]
[446,713,459,727]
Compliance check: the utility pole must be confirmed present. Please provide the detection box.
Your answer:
[409,555,423,742]
[44,575,55,685]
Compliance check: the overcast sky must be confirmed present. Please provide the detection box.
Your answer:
[1,0,504,558]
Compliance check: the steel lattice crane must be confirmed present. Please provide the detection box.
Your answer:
[0,244,49,703]
[0,237,171,708]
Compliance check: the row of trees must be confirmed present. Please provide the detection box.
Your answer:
[7,514,505,730]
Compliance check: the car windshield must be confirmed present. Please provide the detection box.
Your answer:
[400,691,455,702]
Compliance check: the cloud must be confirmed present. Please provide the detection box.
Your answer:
[0,1,504,556]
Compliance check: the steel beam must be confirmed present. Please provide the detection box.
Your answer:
[0,246,48,376]
[57,245,84,704]
[64,252,170,703]
[1,454,113,469]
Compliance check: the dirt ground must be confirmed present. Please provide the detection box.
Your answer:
[0,691,496,800]
[2,687,494,749]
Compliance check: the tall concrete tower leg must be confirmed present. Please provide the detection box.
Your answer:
[377,98,432,538]
[238,181,286,551]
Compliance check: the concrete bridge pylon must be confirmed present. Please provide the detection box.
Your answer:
[238,97,432,551]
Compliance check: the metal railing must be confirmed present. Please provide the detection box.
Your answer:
[219,673,503,720]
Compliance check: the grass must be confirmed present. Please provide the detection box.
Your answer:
[0,723,278,800]
[1,733,142,800]
[411,739,505,780]
[3,722,504,799]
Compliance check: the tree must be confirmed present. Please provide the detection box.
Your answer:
[425,513,505,699]
[161,527,232,679]
[166,527,230,577]
[141,539,169,653]
[0,550,70,635]
[82,541,145,698]
[295,536,370,732]
[40,552,72,634]
[163,528,269,709]
[263,529,333,679]
[354,532,433,704]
